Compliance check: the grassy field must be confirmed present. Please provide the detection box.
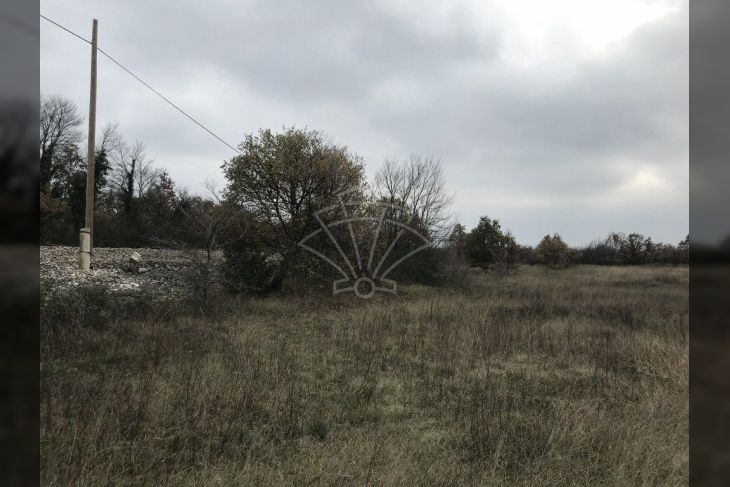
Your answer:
[40,265,688,486]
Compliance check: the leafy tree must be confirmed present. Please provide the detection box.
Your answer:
[448,223,467,257]
[43,139,112,231]
[536,233,571,268]
[48,144,84,200]
[643,236,656,263]
[40,191,72,244]
[465,216,518,273]
[624,233,646,264]
[135,171,179,240]
[678,234,690,264]
[222,127,365,291]
[679,234,690,248]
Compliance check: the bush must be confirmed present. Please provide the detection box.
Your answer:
[41,281,170,330]
[465,216,518,274]
[222,233,279,293]
[386,245,447,286]
[222,127,365,292]
[536,233,571,268]
[40,193,75,244]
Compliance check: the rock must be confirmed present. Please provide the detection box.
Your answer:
[128,252,142,274]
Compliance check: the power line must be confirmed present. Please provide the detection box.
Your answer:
[96,49,241,155]
[39,14,86,42]
[40,14,241,155]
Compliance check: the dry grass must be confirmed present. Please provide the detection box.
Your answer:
[40,265,688,486]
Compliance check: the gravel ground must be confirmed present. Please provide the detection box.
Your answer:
[40,246,216,294]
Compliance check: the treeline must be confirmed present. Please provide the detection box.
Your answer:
[576,232,689,265]
[445,219,688,276]
[40,94,214,247]
[40,94,688,294]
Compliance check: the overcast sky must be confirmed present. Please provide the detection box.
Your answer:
[39,0,688,246]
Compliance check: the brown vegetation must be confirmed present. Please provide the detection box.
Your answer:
[40,265,688,486]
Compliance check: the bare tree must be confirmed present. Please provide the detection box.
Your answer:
[108,141,159,215]
[39,95,83,191]
[98,123,121,155]
[135,152,161,198]
[373,154,453,242]
[108,141,135,214]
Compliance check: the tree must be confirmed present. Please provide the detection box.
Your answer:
[465,216,518,273]
[91,123,119,197]
[40,95,83,192]
[624,233,646,264]
[536,233,571,268]
[39,106,119,243]
[373,155,453,242]
[222,127,365,291]
[603,232,627,264]
[679,234,690,248]
[162,182,249,304]
[152,170,177,210]
[135,170,178,239]
[448,223,467,257]
[60,151,88,230]
[678,234,690,264]
[108,141,158,218]
[643,236,656,263]
[48,144,84,200]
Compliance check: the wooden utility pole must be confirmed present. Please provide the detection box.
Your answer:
[80,18,98,270]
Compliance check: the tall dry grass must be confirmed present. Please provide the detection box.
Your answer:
[40,265,688,486]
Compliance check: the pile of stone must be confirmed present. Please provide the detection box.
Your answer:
[40,246,221,294]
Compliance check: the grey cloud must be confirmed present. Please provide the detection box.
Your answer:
[349,10,688,227]
[40,0,687,245]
